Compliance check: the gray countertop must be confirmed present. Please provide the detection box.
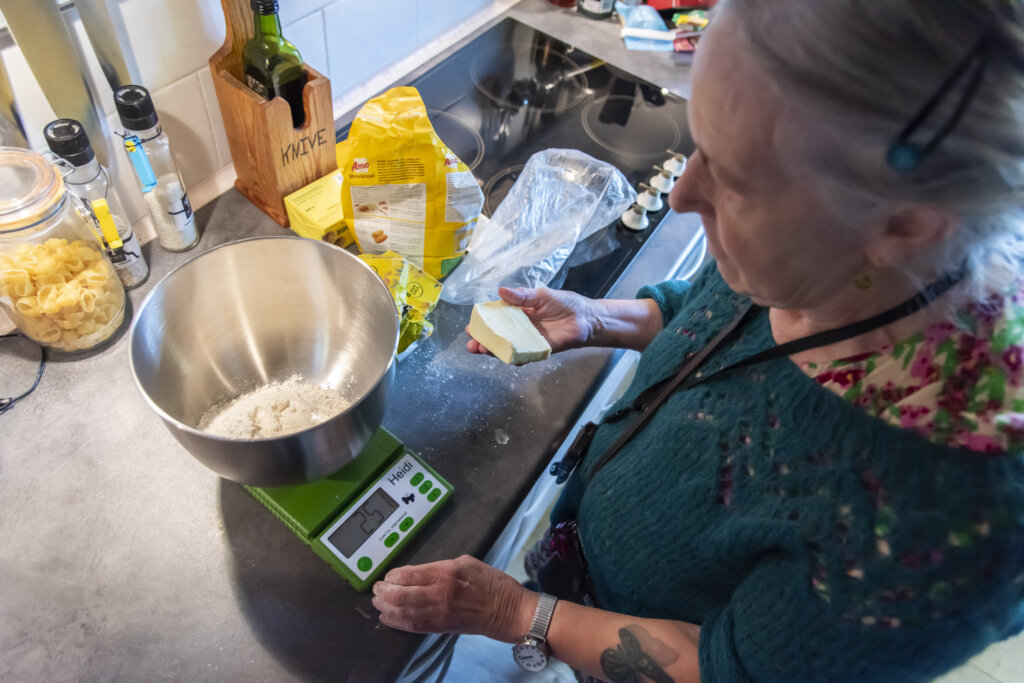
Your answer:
[0,3,700,681]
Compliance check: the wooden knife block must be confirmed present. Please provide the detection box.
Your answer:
[208,0,337,226]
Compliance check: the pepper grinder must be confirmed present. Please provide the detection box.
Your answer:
[115,85,199,253]
[43,118,150,289]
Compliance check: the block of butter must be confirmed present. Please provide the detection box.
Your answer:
[468,301,551,366]
[285,169,354,247]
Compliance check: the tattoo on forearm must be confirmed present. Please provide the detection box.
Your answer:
[600,626,676,683]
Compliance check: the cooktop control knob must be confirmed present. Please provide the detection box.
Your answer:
[637,183,664,212]
[650,166,674,193]
[621,203,650,231]
[664,150,687,176]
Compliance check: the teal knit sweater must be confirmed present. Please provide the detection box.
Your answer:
[553,263,1024,683]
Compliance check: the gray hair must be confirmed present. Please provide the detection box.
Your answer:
[717,0,1024,300]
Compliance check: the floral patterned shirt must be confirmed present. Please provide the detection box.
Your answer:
[802,285,1024,453]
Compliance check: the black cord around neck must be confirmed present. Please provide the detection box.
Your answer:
[726,261,970,374]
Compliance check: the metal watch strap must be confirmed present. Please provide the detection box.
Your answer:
[528,593,558,643]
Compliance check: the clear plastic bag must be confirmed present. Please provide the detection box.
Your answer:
[440,149,636,304]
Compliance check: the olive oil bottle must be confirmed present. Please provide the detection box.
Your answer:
[242,0,308,128]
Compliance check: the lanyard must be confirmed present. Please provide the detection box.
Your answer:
[549,264,968,485]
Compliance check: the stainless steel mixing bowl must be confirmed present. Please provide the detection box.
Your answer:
[129,236,398,487]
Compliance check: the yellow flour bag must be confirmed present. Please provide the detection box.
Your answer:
[336,86,483,279]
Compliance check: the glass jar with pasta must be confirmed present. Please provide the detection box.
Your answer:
[0,147,127,352]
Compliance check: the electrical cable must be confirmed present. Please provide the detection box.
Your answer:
[0,332,46,416]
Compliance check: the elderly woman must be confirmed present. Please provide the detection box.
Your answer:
[373,1,1024,681]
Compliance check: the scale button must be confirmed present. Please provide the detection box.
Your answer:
[410,472,424,486]
[385,532,400,548]
[400,516,414,532]
[357,556,373,572]
[419,481,432,494]
[428,488,441,502]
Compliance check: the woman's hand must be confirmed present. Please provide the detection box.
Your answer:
[466,286,601,356]
[372,555,533,642]
[375,555,703,682]
[466,287,665,355]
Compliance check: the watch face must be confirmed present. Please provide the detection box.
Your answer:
[513,640,548,672]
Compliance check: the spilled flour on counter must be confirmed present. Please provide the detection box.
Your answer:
[199,375,351,439]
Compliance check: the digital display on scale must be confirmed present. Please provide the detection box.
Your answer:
[327,488,399,558]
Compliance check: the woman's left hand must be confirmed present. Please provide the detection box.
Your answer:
[372,554,533,641]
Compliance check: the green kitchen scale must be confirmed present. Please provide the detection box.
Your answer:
[245,428,452,591]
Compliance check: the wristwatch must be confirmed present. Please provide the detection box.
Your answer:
[512,592,558,672]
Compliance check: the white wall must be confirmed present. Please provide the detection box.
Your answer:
[0,0,502,237]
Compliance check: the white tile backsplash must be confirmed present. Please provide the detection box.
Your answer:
[278,0,332,27]
[150,73,221,191]
[324,0,419,99]
[196,67,232,169]
[111,0,226,94]
[417,0,491,47]
[284,11,329,78]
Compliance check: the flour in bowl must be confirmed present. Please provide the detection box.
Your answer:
[199,375,351,439]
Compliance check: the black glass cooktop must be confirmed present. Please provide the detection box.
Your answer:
[336,18,694,299]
